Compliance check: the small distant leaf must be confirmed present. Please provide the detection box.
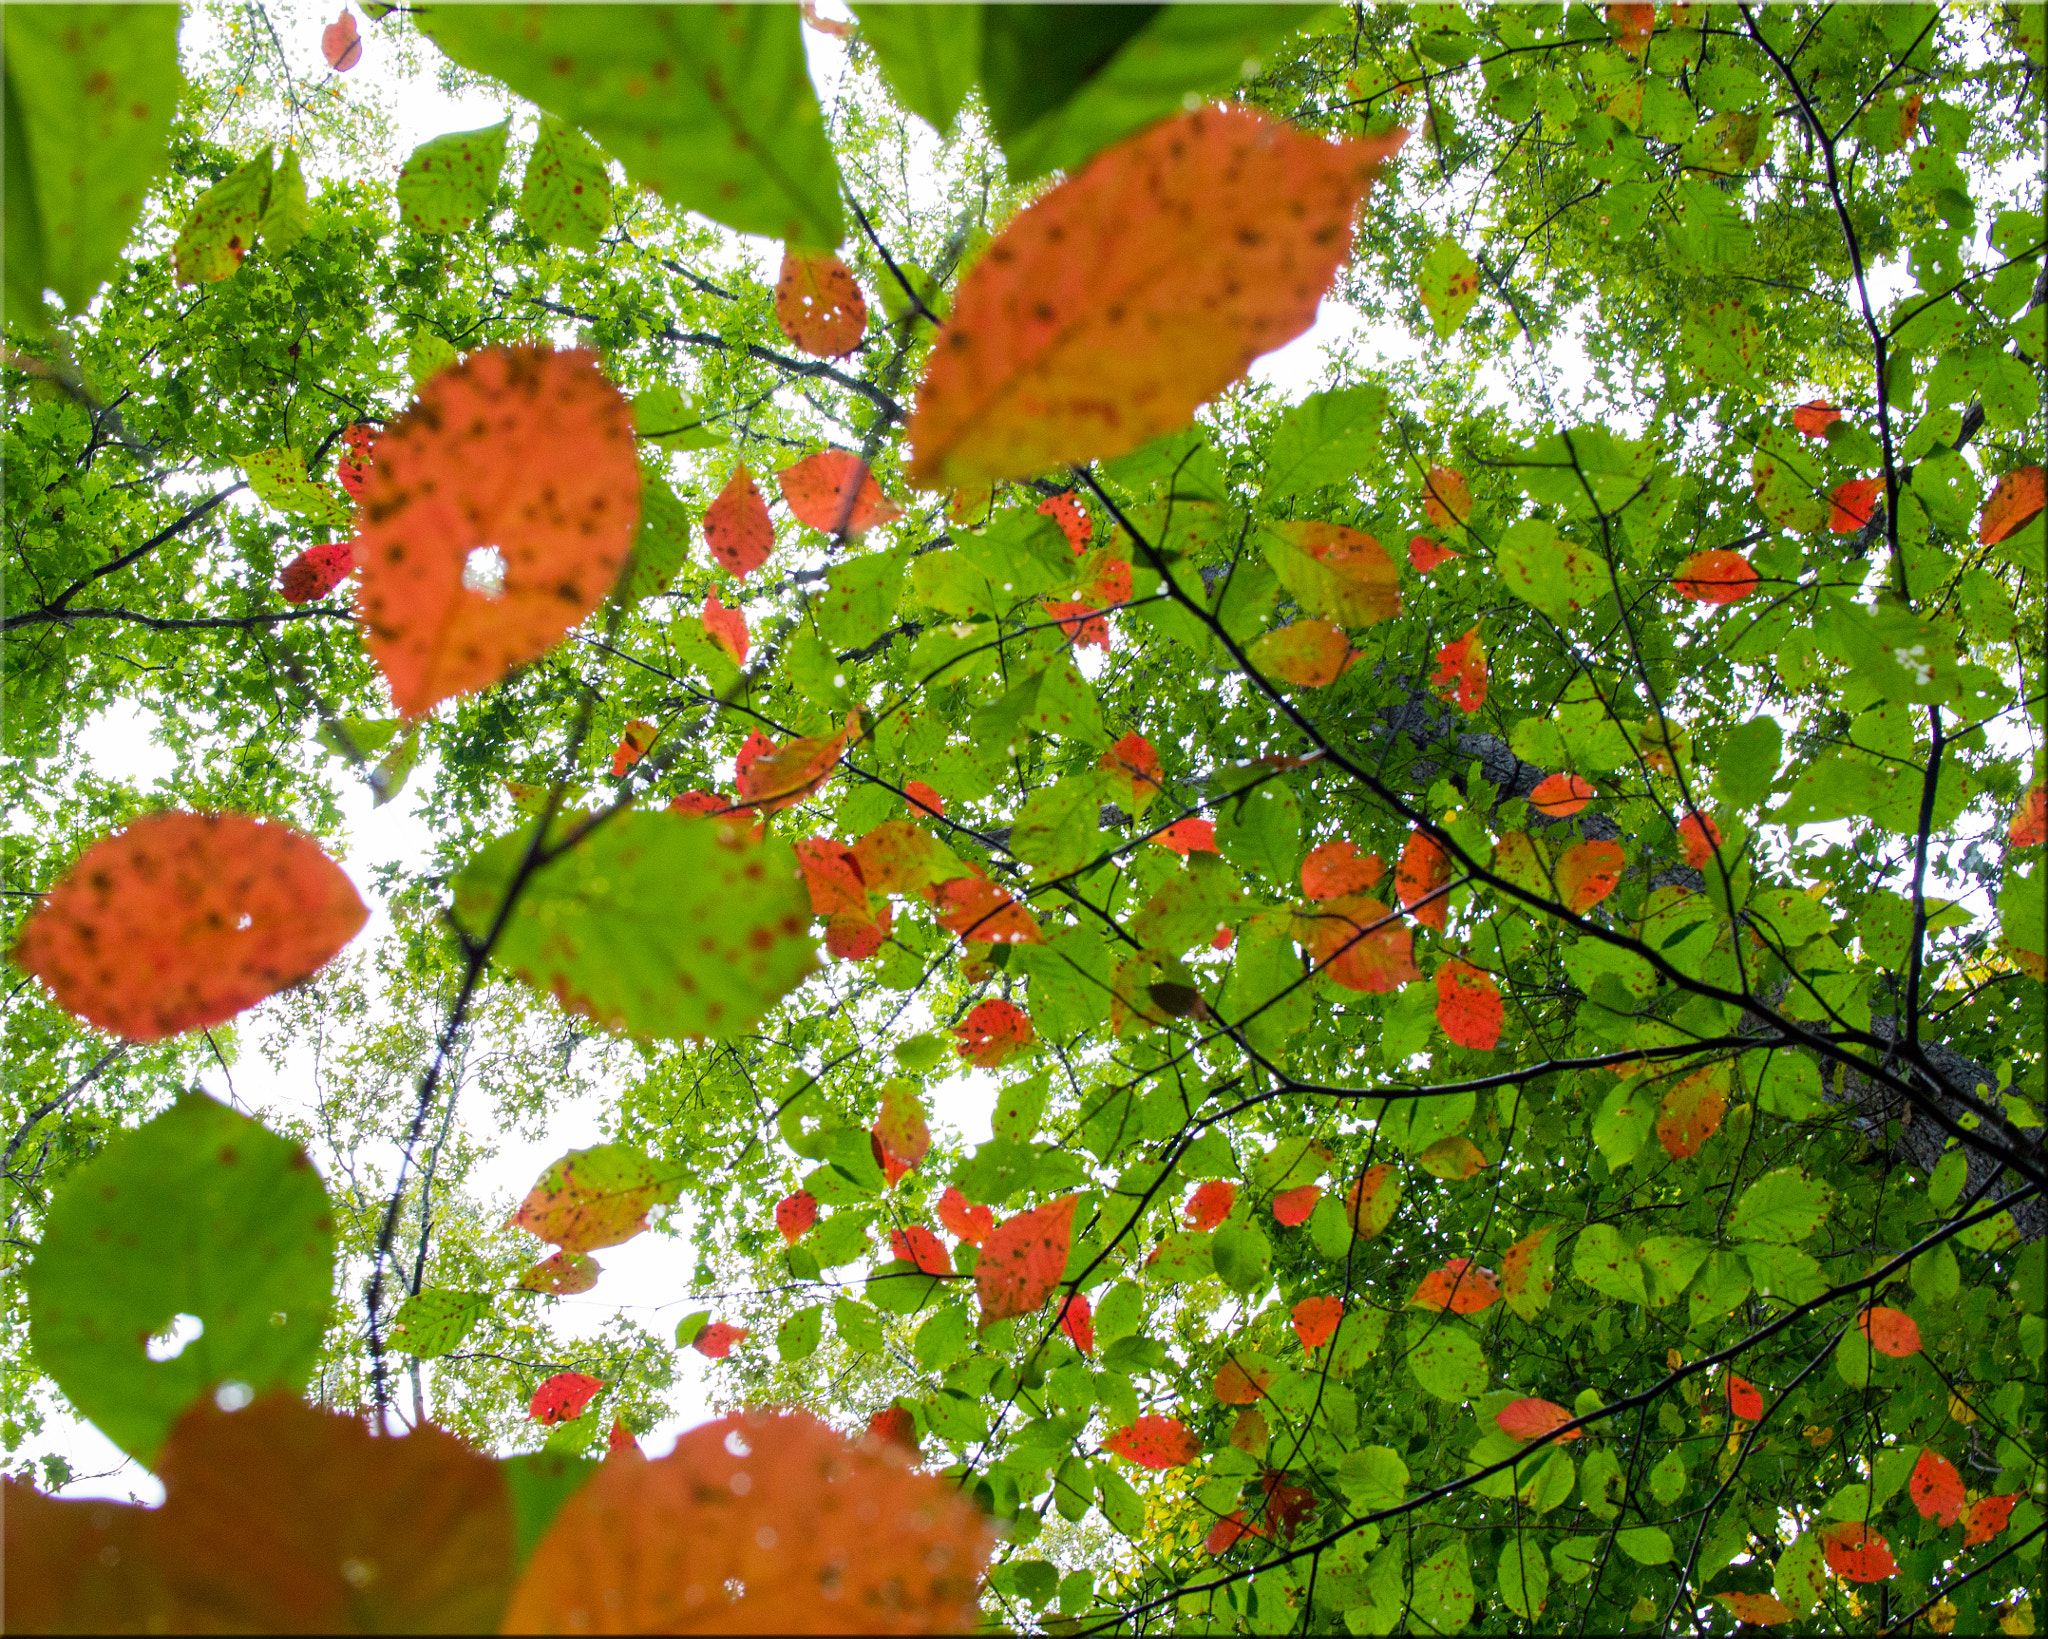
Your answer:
[520,1253,600,1296]
[702,590,748,666]
[690,1322,747,1359]
[610,719,656,778]
[976,1196,1077,1324]
[280,540,356,604]
[1792,400,1839,438]
[529,1372,604,1425]
[397,120,510,234]
[1419,234,1481,338]
[775,250,866,358]
[1728,1374,1765,1421]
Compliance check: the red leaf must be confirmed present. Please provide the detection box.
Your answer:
[1211,925,1236,950]
[1213,1355,1271,1405]
[1728,1375,1764,1422]
[1104,1415,1199,1470]
[1249,619,1353,686]
[890,1226,952,1276]
[337,422,377,497]
[1432,625,1487,713]
[1272,1184,1322,1227]
[1291,1295,1343,1351]
[796,837,869,917]
[976,1196,1077,1324]
[824,905,890,961]
[1038,490,1091,552]
[1395,829,1452,930]
[1435,958,1503,1050]
[905,108,1406,486]
[1041,598,1110,649]
[1260,1472,1316,1538]
[357,347,638,718]
[735,720,849,813]
[605,1419,641,1462]
[872,1083,930,1182]
[1856,1305,1922,1358]
[1555,839,1626,912]
[1657,1067,1728,1159]
[14,813,367,1041]
[529,1372,604,1426]
[1084,552,1132,607]
[865,1404,920,1458]
[1058,1293,1094,1355]
[933,875,1043,946]
[906,780,946,818]
[775,1191,818,1245]
[779,450,903,537]
[703,464,774,577]
[1409,532,1458,571]
[1672,548,1759,605]
[321,9,362,71]
[279,539,357,604]
[1409,1257,1501,1314]
[1820,1521,1896,1583]
[1184,1180,1236,1231]
[669,790,726,816]
[774,250,866,359]
[1496,1398,1580,1441]
[937,1187,994,1246]
[1099,733,1164,811]
[1792,400,1840,438]
[1963,1493,2019,1547]
[1909,1447,1965,1525]
[1295,894,1420,992]
[1830,476,1882,533]
[1679,811,1722,869]
[1979,466,2044,544]
[1421,465,1472,530]
[690,1322,746,1359]
[1529,773,1595,818]
[610,719,656,778]
[1345,1164,1401,1239]
[702,591,748,666]
[1205,1510,1262,1554]
[1156,817,1218,856]
[954,997,1035,1066]
[1301,840,1382,900]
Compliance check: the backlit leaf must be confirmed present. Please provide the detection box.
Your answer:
[1657,1065,1729,1159]
[1395,829,1452,930]
[1856,1304,1922,1357]
[1909,1447,1965,1525]
[1673,548,1759,604]
[703,463,775,577]
[1792,401,1839,438]
[1213,1353,1272,1404]
[173,146,273,284]
[14,812,366,1041]
[775,250,866,358]
[1249,619,1354,686]
[1433,625,1487,712]
[873,1080,931,1182]
[1529,773,1595,817]
[1421,464,1473,530]
[737,721,850,813]
[1263,522,1402,628]
[1345,1164,1402,1239]
[954,998,1034,1066]
[779,449,903,537]
[1291,1294,1343,1350]
[1302,840,1382,899]
[392,1288,491,1359]
[1717,1592,1796,1625]
[1419,233,1481,338]
[517,114,612,252]
[776,1191,818,1244]
[976,1195,1076,1324]
[1294,895,1420,992]
[938,1187,994,1246]
[690,1321,746,1359]
[1410,532,1459,571]
[1829,475,1881,533]
[1410,1258,1501,1314]
[1555,839,1626,911]
[281,535,359,602]
[1058,1293,1093,1355]
[906,107,1405,486]
[1963,1493,2019,1547]
[1820,1521,1896,1582]
[1415,1136,1489,1180]
[1104,1415,1199,1470]
[530,1371,604,1425]
[1435,959,1503,1049]
[1497,1398,1580,1442]
[1979,466,2044,543]
[511,1142,675,1256]
[1408,1326,1488,1402]
[357,346,639,717]
[1184,1179,1236,1231]
[610,719,656,778]
[1272,1184,1321,1226]
[1501,1227,1556,1320]
[521,1252,600,1295]
[396,121,510,235]
[702,590,748,666]
[890,1226,951,1276]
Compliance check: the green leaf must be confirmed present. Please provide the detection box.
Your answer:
[1686,1249,1753,1327]
[239,448,349,525]
[1729,1169,1831,1243]
[1420,234,1481,338]
[3,4,181,316]
[1615,1526,1673,1565]
[632,383,726,452]
[1097,1464,1145,1537]
[851,2,982,135]
[1774,1531,1827,1615]
[1496,1538,1550,1620]
[1410,1539,1475,1632]
[1591,1081,1658,1168]
[420,6,842,247]
[396,120,511,235]
[615,472,695,605]
[912,1304,973,1371]
[832,1294,883,1354]
[1743,1241,1827,1305]
[173,146,273,285]
[452,812,817,1043]
[1638,1235,1710,1307]
[1210,1221,1271,1292]
[1133,853,1246,953]
[777,1302,824,1361]
[1648,1447,1688,1504]
[1495,518,1605,620]
[1339,1445,1409,1511]
[390,1288,491,1359]
[672,1309,711,1348]
[1010,772,1111,881]
[1261,384,1387,500]
[501,1452,598,1568]
[257,146,309,254]
[1214,779,1301,889]
[518,114,612,251]
[816,548,907,654]
[23,1093,334,1463]
[1579,1447,1625,1519]
[1407,1323,1488,1402]
[1572,1223,1647,1305]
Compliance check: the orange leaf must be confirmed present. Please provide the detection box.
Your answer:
[954,997,1035,1066]
[1409,532,1458,571]
[1058,1293,1094,1355]
[1041,598,1110,649]
[906,780,947,818]
[854,819,967,898]
[1820,1521,1896,1583]
[774,249,866,359]
[864,1404,920,1458]
[1657,1066,1728,1159]
[1495,1398,1580,1441]
[778,450,903,537]
[669,790,726,817]
[1979,466,2044,544]
[976,1195,1076,1324]
[1272,1184,1322,1227]
[1420,465,1472,529]
[1679,810,1721,868]
[1909,1447,1965,1525]
[1856,1304,1922,1358]
[610,719,657,778]
[1294,895,1420,992]
[1205,1510,1262,1554]
[1556,838,1626,911]
[735,721,848,813]
[1528,773,1596,817]
[799,0,856,40]
[873,1082,930,1180]
[890,1225,952,1276]
[1501,1227,1556,1314]
[933,875,1043,945]
[502,1409,991,1633]
[703,464,774,577]
[1410,1257,1501,1314]
[1963,1493,2019,1547]
[795,837,869,917]
[937,1186,994,1246]
[1038,489,1091,552]
[322,9,362,72]
[824,904,890,961]
[1250,619,1354,686]
[1345,1163,1401,1238]
[1213,1355,1271,1405]
[1100,732,1164,811]
[2009,783,2047,847]
[1608,1,1653,53]
[905,108,1406,486]
[1291,1294,1343,1351]
[1435,958,1503,1050]
[280,539,356,604]
[1792,400,1840,438]
[690,1321,746,1359]
[1728,1374,1764,1421]
[1414,1135,1489,1180]
[1829,476,1882,533]
[1672,548,1758,604]
[337,421,376,496]
[14,813,367,1042]
[1432,625,1487,712]
[1104,1415,1199,1470]
[1083,551,1132,607]
[1716,1592,1796,1625]
[702,590,749,665]
[357,347,638,717]
[529,1371,604,1426]
[1302,840,1383,900]
[1395,829,1453,929]
[775,1190,818,1245]
[1184,1180,1237,1231]
[1156,817,1218,856]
